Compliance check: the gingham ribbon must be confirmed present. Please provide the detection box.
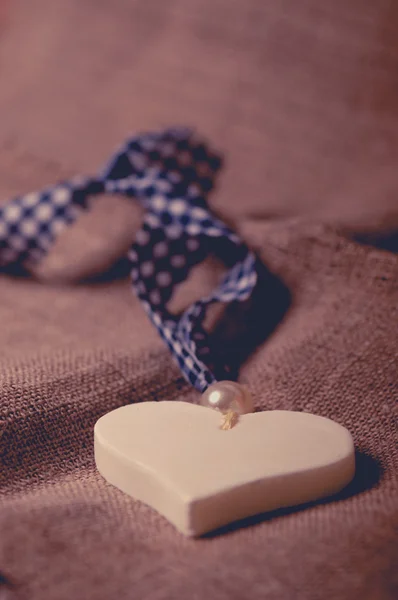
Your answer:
[0,127,259,392]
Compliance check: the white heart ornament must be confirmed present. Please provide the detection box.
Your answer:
[94,402,355,536]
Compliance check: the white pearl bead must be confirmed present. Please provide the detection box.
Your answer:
[200,381,254,415]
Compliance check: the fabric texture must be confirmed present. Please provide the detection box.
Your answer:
[1,223,397,600]
[1,1,398,599]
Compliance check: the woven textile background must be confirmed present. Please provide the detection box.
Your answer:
[0,1,397,599]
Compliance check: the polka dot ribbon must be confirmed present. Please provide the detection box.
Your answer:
[0,127,260,392]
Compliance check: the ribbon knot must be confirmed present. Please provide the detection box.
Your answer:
[0,127,260,392]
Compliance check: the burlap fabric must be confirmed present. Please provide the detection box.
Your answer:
[0,1,397,599]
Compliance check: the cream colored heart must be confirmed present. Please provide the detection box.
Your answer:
[94,402,355,537]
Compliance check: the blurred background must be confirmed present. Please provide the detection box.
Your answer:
[1,0,397,260]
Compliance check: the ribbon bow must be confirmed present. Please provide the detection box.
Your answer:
[0,127,262,392]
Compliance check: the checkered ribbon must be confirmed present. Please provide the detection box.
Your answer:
[0,127,259,392]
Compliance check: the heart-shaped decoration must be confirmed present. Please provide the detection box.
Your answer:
[94,402,355,536]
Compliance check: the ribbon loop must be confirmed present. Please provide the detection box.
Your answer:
[0,127,260,392]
